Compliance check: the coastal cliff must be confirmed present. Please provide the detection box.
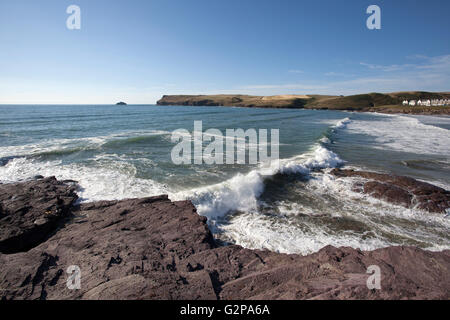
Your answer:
[157,92,450,114]
[157,94,310,109]
[0,176,449,300]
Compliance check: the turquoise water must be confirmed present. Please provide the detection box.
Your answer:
[0,105,449,254]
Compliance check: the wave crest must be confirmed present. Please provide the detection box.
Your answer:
[172,145,344,220]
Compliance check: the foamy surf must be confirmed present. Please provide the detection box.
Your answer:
[217,211,393,255]
[171,144,344,221]
[214,170,450,255]
[345,114,450,156]
[170,115,449,255]
[0,157,168,202]
[333,117,351,130]
[0,105,448,257]
[0,129,171,158]
[170,117,352,223]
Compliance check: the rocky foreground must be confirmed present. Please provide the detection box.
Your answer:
[0,177,449,300]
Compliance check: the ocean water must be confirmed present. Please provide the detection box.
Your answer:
[0,105,449,254]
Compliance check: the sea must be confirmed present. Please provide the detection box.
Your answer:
[0,104,449,254]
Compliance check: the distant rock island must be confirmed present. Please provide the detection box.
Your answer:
[116,101,127,105]
[157,91,450,115]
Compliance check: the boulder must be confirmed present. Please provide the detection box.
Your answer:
[331,169,450,213]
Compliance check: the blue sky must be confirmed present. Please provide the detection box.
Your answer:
[0,0,449,104]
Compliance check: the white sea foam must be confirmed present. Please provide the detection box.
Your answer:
[218,212,392,255]
[172,170,265,220]
[345,114,450,156]
[278,145,344,175]
[319,136,331,144]
[0,157,167,202]
[181,121,449,254]
[307,171,450,225]
[0,129,171,158]
[316,116,351,145]
[216,171,450,255]
[1,113,448,255]
[171,144,344,220]
[333,117,351,130]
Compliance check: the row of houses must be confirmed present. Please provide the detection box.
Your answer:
[402,99,449,107]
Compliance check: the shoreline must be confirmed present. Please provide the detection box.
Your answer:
[1,172,449,300]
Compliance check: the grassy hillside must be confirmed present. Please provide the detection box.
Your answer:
[157,94,312,108]
[305,92,450,111]
[156,92,450,114]
[306,93,397,110]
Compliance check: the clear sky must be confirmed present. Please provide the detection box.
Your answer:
[0,0,449,104]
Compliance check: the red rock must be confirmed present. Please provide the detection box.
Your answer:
[0,177,449,300]
[331,169,450,213]
[0,177,78,254]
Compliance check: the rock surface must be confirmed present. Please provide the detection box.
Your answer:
[331,169,450,213]
[0,177,78,254]
[0,178,449,300]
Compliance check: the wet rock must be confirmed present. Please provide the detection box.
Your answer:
[0,177,449,300]
[331,169,450,213]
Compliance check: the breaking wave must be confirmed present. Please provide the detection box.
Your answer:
[1,112,448,255]
[171,144,344,220]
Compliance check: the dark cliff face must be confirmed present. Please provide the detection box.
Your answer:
[0,177,449,300]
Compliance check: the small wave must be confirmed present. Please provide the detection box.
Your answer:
[33,146,95,158]
[319,136,331,144]
[102,133,168,148]
[317,116,352,146]
[0,137,104,159]
[0,130,171,159]
[333,117,351,130]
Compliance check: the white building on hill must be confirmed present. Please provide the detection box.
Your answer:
[404,98,448,107]
[417,99,431,106]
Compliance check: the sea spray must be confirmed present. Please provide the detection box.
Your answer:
[171,144,345,220]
